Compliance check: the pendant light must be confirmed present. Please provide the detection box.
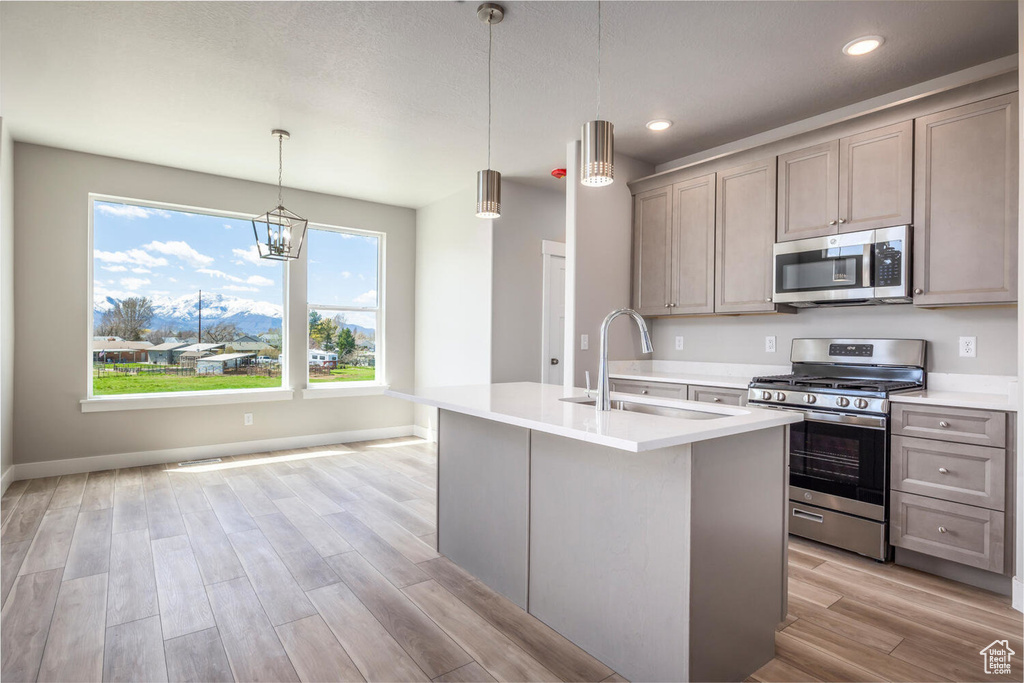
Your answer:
[475,3,504,218]
[581,0,614,187]
[252,129,308,260]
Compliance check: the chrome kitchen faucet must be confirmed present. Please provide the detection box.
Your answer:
[596,308,653,411]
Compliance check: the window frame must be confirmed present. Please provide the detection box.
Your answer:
[83,193,291,408]
[304,222,386,392]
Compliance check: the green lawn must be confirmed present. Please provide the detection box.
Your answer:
[309,366,376,383]
[93,374,283,395]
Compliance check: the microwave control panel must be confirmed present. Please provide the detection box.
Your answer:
[874,241,904,287]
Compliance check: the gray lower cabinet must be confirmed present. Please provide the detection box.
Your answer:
[715,158,778,313]
[610,379,686,400]
[890,490,1004,573]
[913,93,1019,306]
[687,384,747,406]
[889,403,1012,576]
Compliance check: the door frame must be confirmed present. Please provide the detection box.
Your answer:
[540,240,566,385]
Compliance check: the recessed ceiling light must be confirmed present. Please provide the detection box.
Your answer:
[646,119,673,131]
[842,35,884,56]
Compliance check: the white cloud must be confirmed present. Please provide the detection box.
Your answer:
[246,275,274,287]
[144,240,214,267]
[231,245,275,268]
[341,271,352,279]
[101,265,128,273]
[196,268,238,281]
[94,249,169,268]
[119,277,151,291]
[353,290,377,305]
[95,204,171,220]
[222,285,258,292]
[223,224,234,230]
[131,267,151,274]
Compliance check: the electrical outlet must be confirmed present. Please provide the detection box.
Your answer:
[959,336,977,358]
[675,336,685,351]
[243,413,254,426]
[581,334,589,351]
[765,336,777,353]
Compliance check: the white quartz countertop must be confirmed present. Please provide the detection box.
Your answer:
[386,382,802,453]
[890,390,1017,412]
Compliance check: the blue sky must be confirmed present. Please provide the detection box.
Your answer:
[93,201,379,328]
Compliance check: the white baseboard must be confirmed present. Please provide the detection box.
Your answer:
[8,425,418,482]
[1,466,13,496]
[1014,576,1023,613]
[412,424,437,443]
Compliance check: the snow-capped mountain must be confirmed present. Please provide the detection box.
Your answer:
[94,291,283,335]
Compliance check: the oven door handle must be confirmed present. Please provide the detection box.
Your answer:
[798,409,887,430]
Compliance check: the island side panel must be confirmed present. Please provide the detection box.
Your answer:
[528,431,693,682]
[437,409,531,608]
[688,426,787,682]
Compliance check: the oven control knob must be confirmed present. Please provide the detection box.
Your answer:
[761,390,772,401]
[836,397,850,408]
[854,398,869,409]
[774,392,786,402]
[803,394,816,404]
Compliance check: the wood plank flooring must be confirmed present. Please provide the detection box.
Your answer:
[1,437,1020,682]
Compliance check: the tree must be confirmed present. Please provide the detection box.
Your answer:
[308,310,323,349]
[337,326,356,356]
[95,297,154,341]
[310,316,339,353]
[203,322,238,343]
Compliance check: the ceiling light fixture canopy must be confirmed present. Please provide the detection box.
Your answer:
[475,3,504,219]
[646,119,673,131]
[252,129,307,260]
[842,35,884,56]
[581,0,614,187]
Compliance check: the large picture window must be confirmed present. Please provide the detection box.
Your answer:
[306,226,383,386]
[90,197,285,396]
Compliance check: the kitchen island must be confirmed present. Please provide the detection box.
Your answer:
[387,382,802,682]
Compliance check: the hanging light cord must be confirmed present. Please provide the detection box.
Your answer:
[596,0,602,120]
[487,18,493,170]
[277,133,283,208]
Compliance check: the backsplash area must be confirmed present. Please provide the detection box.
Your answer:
[651,305,1017,375]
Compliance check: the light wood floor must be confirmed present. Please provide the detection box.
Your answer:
[0,437,1020,683]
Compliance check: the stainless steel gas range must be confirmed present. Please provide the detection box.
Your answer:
[747,338,927,561]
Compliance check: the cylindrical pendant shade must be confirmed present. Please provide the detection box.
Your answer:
[580,119,615,186]
[476,169,502,218]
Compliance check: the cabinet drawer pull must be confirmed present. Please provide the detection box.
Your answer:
[838,218,846,224]
[939,421,950,428]
[938,526,948,534]
[914,288,923,295]
[829,220,837,226]
[712,397,721,402]
[640,390,648,395]
[938,467,949,474]
[792,508,824,523]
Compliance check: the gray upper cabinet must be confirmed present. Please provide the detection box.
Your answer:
[632,186,673,316]
[715,158,777,313]
[777,121,912,242]
[777,141,839,242]
[838,120,914,233]
[913,93,1019,306]
[670,173,716,315]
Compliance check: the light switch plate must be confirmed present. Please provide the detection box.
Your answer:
[243,413,254,426]
[765,336,777,353]
[959,336,977,358]
[581,334,589,351]
[675,336,684,351]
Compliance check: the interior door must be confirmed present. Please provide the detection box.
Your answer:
[542,253,565,385]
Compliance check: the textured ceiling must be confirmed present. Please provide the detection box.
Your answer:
[1,1,1017,208]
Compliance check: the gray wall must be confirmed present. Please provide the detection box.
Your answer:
[13,143,416,465]
[652,306,1017,375]
[491,181,565,384]
[569,151,655,388]
[1,120,12,477]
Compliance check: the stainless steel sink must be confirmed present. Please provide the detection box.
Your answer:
[560,396,727,420]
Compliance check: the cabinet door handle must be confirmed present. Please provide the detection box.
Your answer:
[640,389,648,395]
[838,218,846,224]
[765,297,772,302]
[914,288,924,295]
[939,421,950,428]
[938,467,949,474]
[664,303,671,308]
[938,526,948,534]
[829,220,837,226]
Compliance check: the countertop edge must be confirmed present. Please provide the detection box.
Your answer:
[608,371,751,390]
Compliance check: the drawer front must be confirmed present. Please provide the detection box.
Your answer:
[686,385,748,406]
[891,403,1006,448]
[891,491,1004,573]
[891,436,1005,510]
[610,380,686,400]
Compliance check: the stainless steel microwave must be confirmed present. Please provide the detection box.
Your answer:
[772,226,911,307]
